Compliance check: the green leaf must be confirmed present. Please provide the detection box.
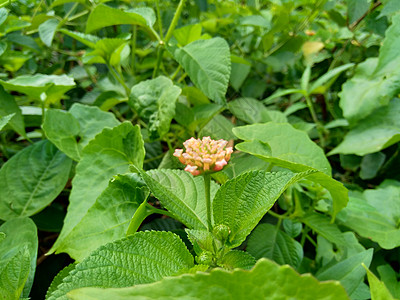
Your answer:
[67,258,349,300]
[316,249,373,296]
[55,174,148,261]
[233,123,348,217]
[0,8,8,26]
[379,0,400,18]
[336,182,400,249]
[282,219,302,238]
[128,76,181,139]
[230,58,251,91]
[309,63,355,94]
[171,37,231,104]
[364,265,395,300]
[218,250,256,270]
[86,5,155,35]
[186,229,214,255]
[38,18,59,47]
[347,0,370,24]
[329,99,400,156]
[173,24,202,46]
[199,114,236,141]
[377,264,400,298]
[247,223,303,268]
[360,152,386,180]
[228,97,272,124]
[58,29,100,49]
[339,14,400,123]
[0,86,26,137]
[46,264,77,299]
[0,140,72,220]
[48,122,145,255]
[42,103,120,161]
[0,74,75,104]
[139,169,219,230]
[263,89,305,105]
[47,231,194,300]
[213,170,314,248]
[0,113,14,131]
[0,218,38,298]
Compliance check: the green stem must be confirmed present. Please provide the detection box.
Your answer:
[164,0,186,43]
[148,205,177,219]
[126,200,150,236]
[131,25,137,76]
[300,225,309,247]
[204,173,212,231]
[156,0,163,39]
[152,46,164,78]
[108,64,130,96]
[305,94,325,147]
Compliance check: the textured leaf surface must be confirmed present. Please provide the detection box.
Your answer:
[47,231,194,300]
[247,223,303,268]
[330,99,400,156]
[0,113,14,131]
[233,123,348,217]
[316,249,373,296]
[140,169,219,230]
[171,37,231,104]
[55,174,148,261]
[68,258,349,300]
[0,86,25,137]
[0,218,38,298]
[228,97,272,124]
[49,122,145,255]
[337,182,400,249]
[0,74,75,104]
[213,170,313,247]
[218,250,256,270]
[339,14,400,122]
[0,140,72,220]
[128,76,181,139]
[42,103,120,161]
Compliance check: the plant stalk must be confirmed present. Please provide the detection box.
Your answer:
[204,173,212,231]
[126,200,150,236]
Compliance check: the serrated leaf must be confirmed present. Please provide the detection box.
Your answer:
[140,169,219,230]
[0,218,38,298]
[0,140,72,220]
[86,5,155,34]
[49,122,145,255]
[0,74,75,104]
[316,249,373,296]
[336,182,400,249]
[0,113,14,131]
[213,170,313,247]
[38,18,59,47]
[247,223,303,268]
[364,265,395,300]
[55,174,148,261]
[42,103,120,161]
[128,76,181,139]
[233,123,348,217]
[67,258,349,300]
[171,37,231,104]
[47,231,194,300]
[46,264,77,299]
[329,99,400,156]
[219,250,256,270]
[199,114,236,141]
[186,229,214,255]
[0,86,26,137]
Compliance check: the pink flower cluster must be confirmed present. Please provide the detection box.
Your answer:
[174,137,233,176]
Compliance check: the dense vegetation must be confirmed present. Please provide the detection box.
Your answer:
[1,0,400,299]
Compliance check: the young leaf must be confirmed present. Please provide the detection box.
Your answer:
[316,249,373,297]
[139,169,219,230]
[0,140,72,220]
[67,258,349,300]
[38,18,59,47]
[54,174,148,261]
[128,76,181,139]
[0,113,15,131]
[42,103,120,161]
[173,24,202,46]
[329,99,400,156]
[0,86,26,137]
[218,250,256,270]
[247,223,303,268]
[0,218,38,298]
[49,122,145,255]
[171,37,231,104]
[46,231,194,300]
[364,265,395,300]
[213,170,314,248]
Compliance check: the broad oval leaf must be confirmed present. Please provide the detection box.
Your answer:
[247,223,303,268]
[233,122,348,217]
[55,174,148,261]
[139,169,219,230]
[46,231,194,300]
[38,18,59,47]
[0,140,72,220]
[49,122,145,255]
[171,37,231,104]
[213,170,314,247]
[67,258,349,300]
[0,218,38,298]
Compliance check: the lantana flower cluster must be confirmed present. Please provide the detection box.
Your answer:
[174,137,233,176]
